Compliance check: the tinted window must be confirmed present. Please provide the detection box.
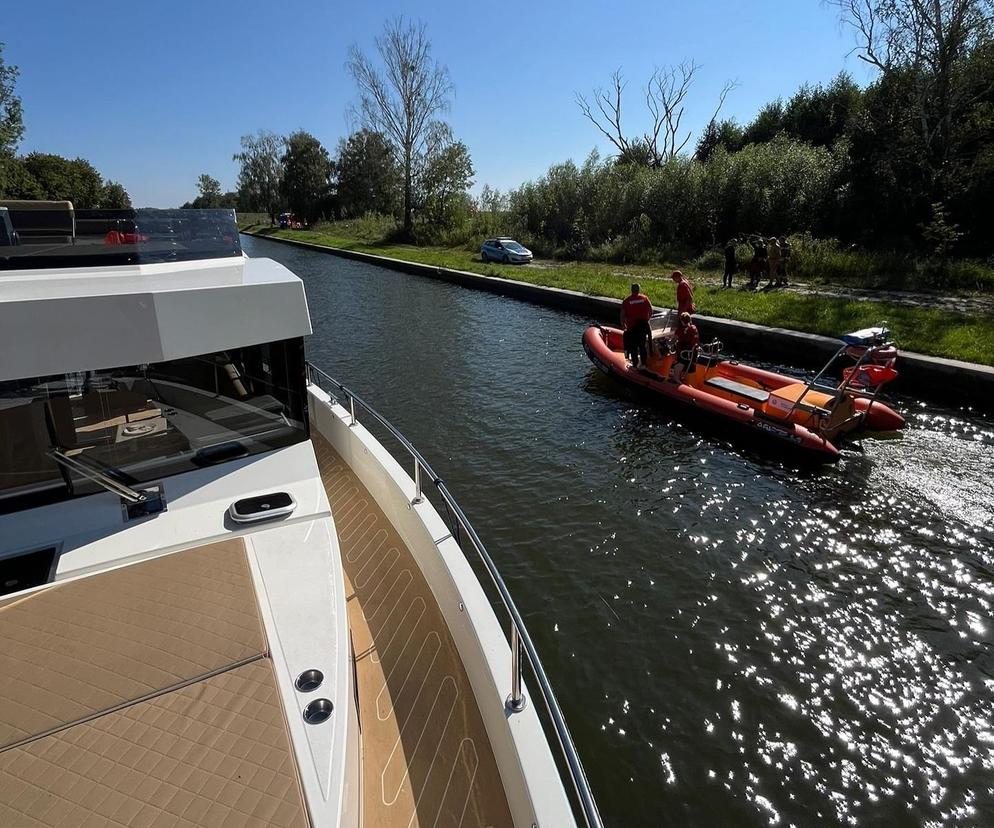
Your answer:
[0,338,308,514]
[0,208,241,270]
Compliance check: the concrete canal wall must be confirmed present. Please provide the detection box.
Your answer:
[243,231,994,410]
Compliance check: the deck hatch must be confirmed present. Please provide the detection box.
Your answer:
[0,546,57,597]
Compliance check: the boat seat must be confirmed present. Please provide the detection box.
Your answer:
[705,376,770,403]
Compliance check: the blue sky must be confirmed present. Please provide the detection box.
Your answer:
[4,0,871,207]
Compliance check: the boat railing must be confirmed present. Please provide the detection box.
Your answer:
[786,332,895,424]
[304,361,603,828]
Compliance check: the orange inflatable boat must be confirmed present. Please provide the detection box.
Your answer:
[582,314,905,462]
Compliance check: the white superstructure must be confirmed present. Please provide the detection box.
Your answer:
[0,207,599,828]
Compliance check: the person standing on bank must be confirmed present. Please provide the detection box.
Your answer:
[723,240,736,288]
[778,236,791,286]
[767,236,782,287]
[671,270,695,316]
[621,283,653,369]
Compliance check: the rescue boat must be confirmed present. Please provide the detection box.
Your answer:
[582,313,905,462]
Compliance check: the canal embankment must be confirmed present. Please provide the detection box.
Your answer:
[242,230,994,409]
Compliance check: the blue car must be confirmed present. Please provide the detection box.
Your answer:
[481,237,532,264]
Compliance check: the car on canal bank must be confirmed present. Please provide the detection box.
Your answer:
[481,237,533,263]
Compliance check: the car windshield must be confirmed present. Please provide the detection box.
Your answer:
[0,338,308,514]
[502,241,526,252]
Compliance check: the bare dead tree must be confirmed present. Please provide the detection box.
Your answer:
[703,78,741,133]
[828,0,994,164]
[348,17,453,235]
[576,62,736,166]
[575,70,638,159]
[647,62,698,161]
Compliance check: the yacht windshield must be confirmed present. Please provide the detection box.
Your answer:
[0,338,308,514]
[0,206,241,270]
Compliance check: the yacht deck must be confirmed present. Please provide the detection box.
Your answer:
[0,440,518,828]
[0,540,308,827]
[312,433,513,828]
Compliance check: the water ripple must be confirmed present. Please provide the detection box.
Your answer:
[245,235,994,827]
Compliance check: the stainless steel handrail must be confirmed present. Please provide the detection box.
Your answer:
[305,362,603,828]
[48,448,148,503]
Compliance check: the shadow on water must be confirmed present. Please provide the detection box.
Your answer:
[244,234,994,828]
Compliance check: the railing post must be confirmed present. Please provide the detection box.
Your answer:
[506,626,526,712]
[349,395,357,427]
[412,459,423,505]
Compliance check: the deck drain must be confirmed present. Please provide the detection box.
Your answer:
[303,698,334,724]
[296,669,324,692]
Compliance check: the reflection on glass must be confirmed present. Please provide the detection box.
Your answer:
[0,337,307,513]
[0,206,241,269]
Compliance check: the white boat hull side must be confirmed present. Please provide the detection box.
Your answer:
[307,386,576,828]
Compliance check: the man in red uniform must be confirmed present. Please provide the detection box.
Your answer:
[621,283,653,369]
[671,311,700,383]
[671,270,695,316]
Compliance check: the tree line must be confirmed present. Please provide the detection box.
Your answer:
[510,0,994,263]
[0,43,131,208]
[6,1,993,268]
[222,2,993,269]
[201,19,473,240]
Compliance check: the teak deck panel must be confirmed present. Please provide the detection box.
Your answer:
[0,539,309,828]
[0,661,308,828]
[0,539,265,750]
[313,433,513,828]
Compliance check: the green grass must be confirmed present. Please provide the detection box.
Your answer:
[242,224,994,366]
[235,212,269,229]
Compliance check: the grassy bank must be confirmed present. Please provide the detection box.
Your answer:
[241,223,994,366]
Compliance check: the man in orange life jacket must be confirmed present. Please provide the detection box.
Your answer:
[671,270,695,316]
[671,311,700,383]
[621,283,653,369]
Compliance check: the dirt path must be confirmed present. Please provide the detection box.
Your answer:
[606,267,994,316]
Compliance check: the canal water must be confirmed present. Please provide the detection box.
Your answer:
[245,235,994,827]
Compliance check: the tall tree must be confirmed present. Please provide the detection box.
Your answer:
[281,131,333,224]
[20,153,104,207]
[694,118,744,162]
[348,17,453,236]
[740,99,786,146]
[577,64,737,166]
[414,124,474,229]
[335,129,399,218]
[197,173,222,208]
[0,156,41,199]
[100,181,131,208]
[830,0,994,180]
[233,130,283,225]
[780,74,863,147]
[0,43,23,157]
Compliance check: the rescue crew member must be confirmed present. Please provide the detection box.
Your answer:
[671,311,700,383]
[621,283,653,369]
[671,270,695,316]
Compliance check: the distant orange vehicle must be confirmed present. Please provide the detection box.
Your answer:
[583,314,904,462]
